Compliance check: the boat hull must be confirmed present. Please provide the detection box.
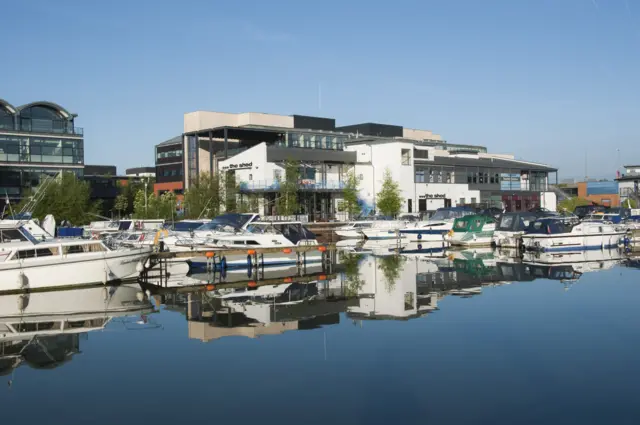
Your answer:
[448,231,495,247]
[189,251,324,271]
[492,231,524,248]
[0,249,151,293]
[522,232,625,252]
[335,229,363,239]
[362,229,404,240]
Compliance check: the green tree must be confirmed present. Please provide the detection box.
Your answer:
[183,172,222,218]
[339,171,361,219]
[376,168,403,217]
[378,255,406,293]
[340,252,365,297]
[18,172,101,225]
[223,171,237,212]
[277,160,300,216]
[114,193,129,218]
[557,197,590,212]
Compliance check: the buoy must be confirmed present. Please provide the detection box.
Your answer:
[205,251,215,258]
[318,274,327,281]
[205,284,216,291]
[283,277,293,283]
[221,256,227,270]
[247,254,252,269]
[144,259,151,269]
[318,246,327,252]
[248,281,258,288]
[247,249,256,255]
[136,261,144,273]
[282,248,292,254]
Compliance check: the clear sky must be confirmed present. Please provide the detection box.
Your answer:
[1,0,638,180]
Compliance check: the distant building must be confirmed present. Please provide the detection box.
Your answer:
[125,167,155,178]
[154,136,183,196]
[616,165,640,205]
[155,109,558,219]
[0,99,84,201]
[560,181,620,207]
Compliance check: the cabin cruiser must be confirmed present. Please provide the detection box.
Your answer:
[85,219,165,239]
[190,221,322,270]
[520,218,626,252]
[361,220,407,240]
[158,213,260,252]
[493,212,540,248]
[0,222,152,293]
[399,207,475,242]
[446,214,496,247]
[335,220,376,239]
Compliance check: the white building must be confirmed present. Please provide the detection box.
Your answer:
[617,164,640,205]
[175,110,558,219]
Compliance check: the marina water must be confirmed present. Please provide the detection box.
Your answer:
[2,250,640,425]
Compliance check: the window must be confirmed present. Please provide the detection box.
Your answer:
[401,149,412,165]
[359,174,363,181]
[414,149,429,159]
[14,249,36,259]
[415,170,425,183]
[471,197,477,204]
[460,198,465,205]
[249,174,253,181]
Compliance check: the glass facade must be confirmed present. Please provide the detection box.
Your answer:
[187,136,198,185]
[0,167,83,197]
[0,107,13,130]
[276,132,346,150]
[157,148,183,160]
[0,135,83,164]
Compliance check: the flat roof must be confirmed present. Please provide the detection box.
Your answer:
[431,155,557,172]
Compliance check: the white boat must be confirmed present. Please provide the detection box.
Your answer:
[522,248,623,274]
[0,222,152,293]
[191,221,323,270]
[492,212,540,248]
[446,214,496,247]
[521,218,626,252]
[399,207,475,242]
[361,220,406,240]
[334,220,375,238]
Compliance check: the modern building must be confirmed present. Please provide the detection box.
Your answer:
[559,180,620,207]
[616,165,640,205]
[125,167,155,178]
[0,99,84,200]
[154,135,183,196]
[155,110,558,219]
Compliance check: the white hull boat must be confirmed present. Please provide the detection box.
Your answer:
[521,219,625,252]
[0,223,152,293]
[400,207,475,242]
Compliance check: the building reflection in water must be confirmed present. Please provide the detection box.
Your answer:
[0,284,155,379]
[149,246,625,342]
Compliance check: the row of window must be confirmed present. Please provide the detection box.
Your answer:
[161,168,184,177]
[157,149,183,159]
[0,136,83,164]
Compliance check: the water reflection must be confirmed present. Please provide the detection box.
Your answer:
[0,284,155,378]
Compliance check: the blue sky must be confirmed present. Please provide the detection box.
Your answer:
[1,0,638,179]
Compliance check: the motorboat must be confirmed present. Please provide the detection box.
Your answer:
[399,207,476,242]
[0,222,152,293]
[334,220,375,238]
[361,220,407,240]
[446,214,496,247]
[492,212,539,248]
[85,219,165,239]
[521,218,626,252]
[190,221,323,270]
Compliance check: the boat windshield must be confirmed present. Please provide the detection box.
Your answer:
[431,208,474,221]
[196,214,257,231]
[497,214,537,231]
[527,219,576,235]
[173,221,207,232]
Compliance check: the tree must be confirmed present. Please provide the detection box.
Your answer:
[132,190,177,220]
[557,197,590,212]
[223,171,237,212]
[339,171,361,219]
[376,168,403,217]
[277,159,300,216]
[18,172,101,225]
[378,255,406,293]
[340,252,365,297]
[114,193,129,218]
[183,172,222,219]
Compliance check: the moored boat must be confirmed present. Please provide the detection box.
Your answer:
[446,215,496,247]
[399,207,475,242]
[520,218,625,252]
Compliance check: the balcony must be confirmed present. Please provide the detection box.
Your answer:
[0,123,84,137]
[239,179,345,192]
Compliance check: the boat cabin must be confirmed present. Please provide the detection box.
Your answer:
[526,218,577,235]
[430,207,475,222]
[496,212,539,232]
[452,215,495,233]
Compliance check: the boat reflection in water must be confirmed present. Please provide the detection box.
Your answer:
[142,245,625,342]
[0,284,155,377]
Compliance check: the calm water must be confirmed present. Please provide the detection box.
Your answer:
[2,248,640,425]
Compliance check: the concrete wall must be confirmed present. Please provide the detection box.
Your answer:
[184,111,294,133]
[403,128,442,141]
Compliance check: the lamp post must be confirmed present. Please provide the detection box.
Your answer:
[144,179,148,217]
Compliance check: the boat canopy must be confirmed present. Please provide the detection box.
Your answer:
[526,218,576,235]
[583,213,624,224]
[452,214,494,232]
[172,221,208,232]
[246,222,316,244]
[497,212,539,232]
[430,207,475,221]
[197,213,258,232]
